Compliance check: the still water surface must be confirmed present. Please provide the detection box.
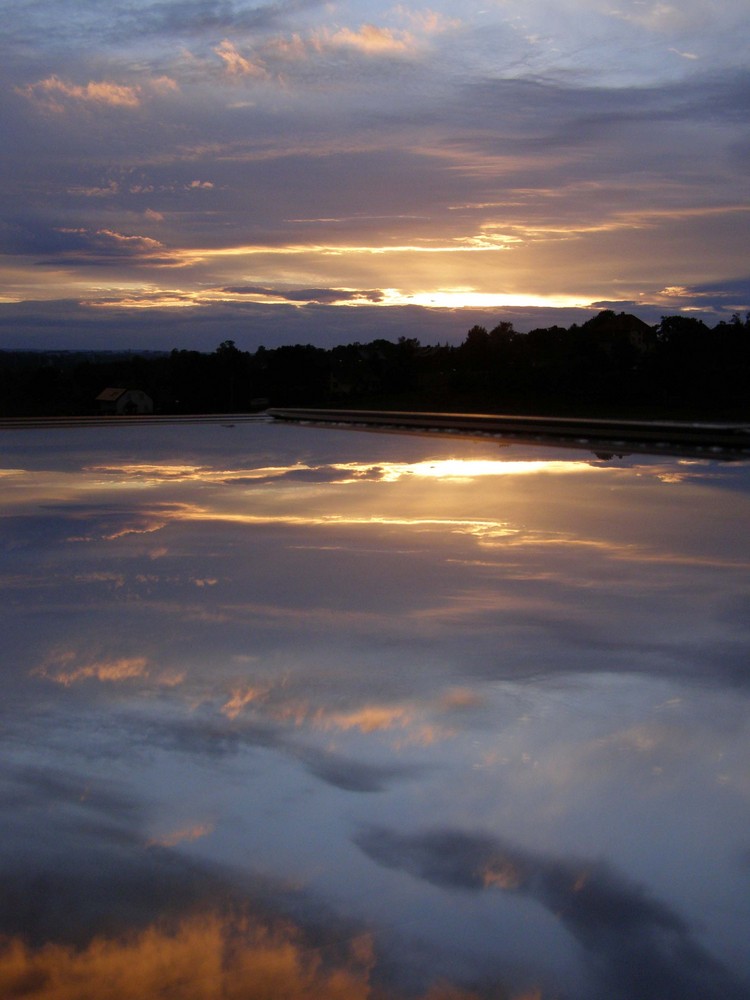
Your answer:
[1,420,749,999]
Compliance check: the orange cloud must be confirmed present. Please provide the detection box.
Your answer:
[18,76,141,111]
[34,654,149,686]
[214,39,269,78]
[306,704,452,747]
[17,74,177,113]
[326,24,416,54]
[313,705,413,734]
[480,857,525,891]
[146,822,214,848]
[221,685,268,719]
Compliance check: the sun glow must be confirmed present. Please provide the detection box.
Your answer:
[374,459,590,481]
[387,290,588,309]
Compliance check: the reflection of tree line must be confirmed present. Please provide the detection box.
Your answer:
[0,910,378,1000]
[2,310,748,419]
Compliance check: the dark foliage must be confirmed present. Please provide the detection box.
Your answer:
[1,311,748,419]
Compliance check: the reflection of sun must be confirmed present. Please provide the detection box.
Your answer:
[376,459,587,481]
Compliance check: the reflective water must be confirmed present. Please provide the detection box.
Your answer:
[1,421,749,1000]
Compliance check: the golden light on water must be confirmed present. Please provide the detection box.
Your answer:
[373,459,590,481]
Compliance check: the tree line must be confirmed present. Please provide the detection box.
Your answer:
[1,310,748,420]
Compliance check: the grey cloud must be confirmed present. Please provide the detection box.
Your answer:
[354,826,748,1000]
[114,0,328,41]
[222,285,385,304]
[0,298,674,352]
[1,764,141,826]
[0,762,292,948]
[433,69,750,214]
[292,746,426,794]
[0,0,328,51]
[0,219,169,267]
[228,464,384,485]
[138,707,425,794]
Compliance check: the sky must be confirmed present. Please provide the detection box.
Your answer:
[1,0,749,350]
[1,421,750,997]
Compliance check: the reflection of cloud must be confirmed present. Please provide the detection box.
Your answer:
[438,688,483,711]
[293,746,425,794]
[34,654,149,687]
[221,685,268,720]
[355,826,746,1000]
[313,705,413,734]
[85,456,591,486]
[0,905,496,1000]
[308,704,450,747]
[215,676,458,747]
[31,650,183,690]
[146,822,214,848]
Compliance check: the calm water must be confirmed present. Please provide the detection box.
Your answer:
[1,420,749,1000]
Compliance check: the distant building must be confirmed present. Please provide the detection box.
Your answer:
[583,310,657,354]
[96,387,154,415]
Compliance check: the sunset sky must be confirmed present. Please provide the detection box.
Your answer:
[2,0,749,349]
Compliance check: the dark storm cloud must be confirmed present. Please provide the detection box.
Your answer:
[355,826,749,1000]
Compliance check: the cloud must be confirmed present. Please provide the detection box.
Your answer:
[221,284,385,304]
[91,229,166,253]
[13,226,173,268]
[214,39,270,78]
[17,76,142,111]
[0,294,735,353]
[293,746,425,793]
[146,822,215,848]
[324,24,417,56]
[393,7,462,35]
[34,654,149,687]
[355,826,748,1000]
[15,73,179,115]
